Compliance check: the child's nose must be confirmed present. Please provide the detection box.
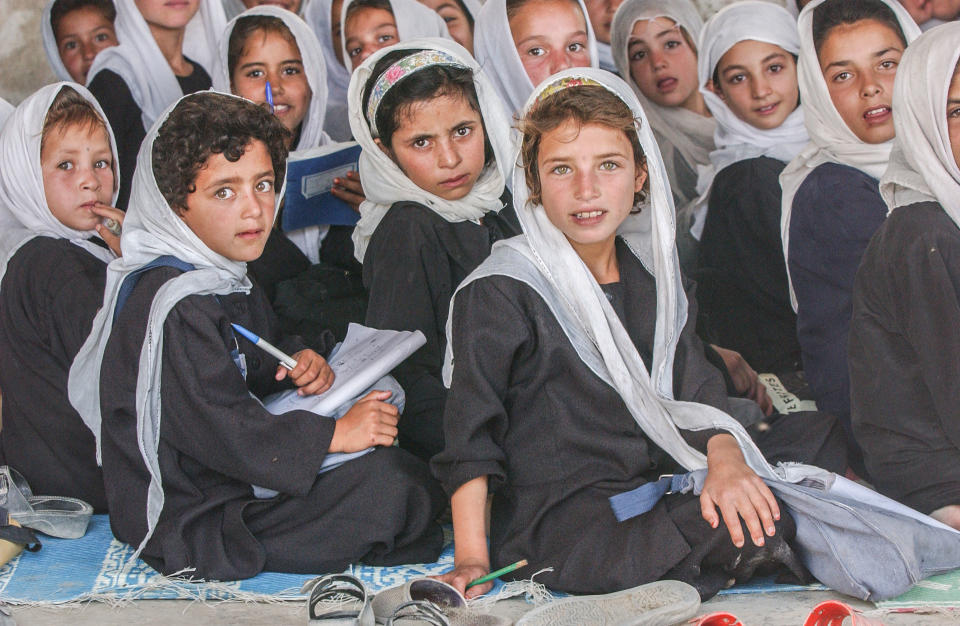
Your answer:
[437,139,461,168]
[78,166,101,191]
[573,169,599,200]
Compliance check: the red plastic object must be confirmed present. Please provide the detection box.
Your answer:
[689,612,744,625]
[803,600,885,626]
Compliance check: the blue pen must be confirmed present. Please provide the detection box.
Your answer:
[265,81,275,114]
[231,323,297,370]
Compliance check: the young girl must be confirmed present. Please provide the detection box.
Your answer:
[42,0,119,84]
[850,23,960,529]
[611,0,712,214]
[304,0,354,140]
[433,69,813,599]
[474,0,598,114]
[0,83,124,512]
[348,39,519,461]
[68,91,444,579]
[779,0,918,476]
[693,1,808,376]
[417,0,478,53]
[341,0,448,70]
[86,0,225,211]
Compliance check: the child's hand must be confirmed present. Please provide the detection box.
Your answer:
[275,349,335,395]
[330,170,365,213]
[91,203,125,257]
[329,390,398,452]
[700,434,780,548]
[712,345,773,415]
[434,559,491,599]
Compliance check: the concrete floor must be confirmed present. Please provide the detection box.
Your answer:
[6,590,959,625]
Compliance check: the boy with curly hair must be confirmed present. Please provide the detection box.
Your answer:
[71,92,443,579]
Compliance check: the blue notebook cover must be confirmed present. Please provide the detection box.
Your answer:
[282,141,362,231]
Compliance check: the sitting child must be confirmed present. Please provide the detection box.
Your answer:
[349,40,520,461]
[341,0,448,70]
[417,0,477,53]
[42,0,119,84]
[0,83,124,511]
[68,92,443,579]
[850,22,960,529]
[304,0,354,141]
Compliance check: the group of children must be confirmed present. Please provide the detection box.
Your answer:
[0,0,959,604]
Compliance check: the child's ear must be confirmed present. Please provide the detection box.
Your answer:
[705,79,724,101]
[373,137,394,160]
[634,159,649,194]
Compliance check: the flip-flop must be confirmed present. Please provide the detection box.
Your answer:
[303,574,375,625]
[515,579,701,626]
[689,613,744,625]
[386,601,451,626]
[803,600,885,626]
[373,579,467,622]
[0,466,92,539]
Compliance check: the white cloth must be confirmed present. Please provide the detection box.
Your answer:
[443,67,777,478]
[347,38,514,262]
[696,1,807,187]
[596,41,617,72]
[339,0,451,72]
[304,0,354,140]
[880,22,960,223]
[473,0,599,115]
[611,0,715,208]
[68,92,277,571]
[778,0,919,310]
[0,83,118,288]
[0,99,12,128]
[85,0,225,131]
[224,0,313,19]
[42,0,73,82]
[214,5,331,151]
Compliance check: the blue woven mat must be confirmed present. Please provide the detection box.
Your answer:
[0,515,821,605]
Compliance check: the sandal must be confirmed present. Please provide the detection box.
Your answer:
[386,601,451,626]
[803,600,884,626]
[304,574,375,625]
[0,466,92,539]
[373,578,466,622]
[690,613,744,625]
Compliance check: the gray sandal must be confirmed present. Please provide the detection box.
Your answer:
[0,466,92,539]
[304,574,375,625]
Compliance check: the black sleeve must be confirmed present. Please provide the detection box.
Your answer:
[88,70,146,212]
[319,225,362,272]
[48,253,108,358]
[159,294,334,496]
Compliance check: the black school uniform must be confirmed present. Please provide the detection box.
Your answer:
[0,238,109,511]
[850,201,960,515]
[362,197,520,461]
[432,238,836,598]
[99,265,444,580]
[696,157,801,374]
[87,60,212,211]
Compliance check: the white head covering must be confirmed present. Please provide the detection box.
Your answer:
[68,91,278,570]
[474,0,599,115]
[0,99,13,128]
[42,0,74,82]
[339,0,451,71]
[224,0,313,19]
[880,22,960,222]
[0,83,118,287]
[347,38,514,262]
[611,0,714,206]
[304,0,354,140]
[779,0,920,310]
[214,5,331,150]
[696,1,808,183]
[86,0,226,131]
[444,67,777,477]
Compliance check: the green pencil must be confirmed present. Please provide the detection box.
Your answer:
[465,559,529,589]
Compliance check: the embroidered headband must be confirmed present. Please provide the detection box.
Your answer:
[533,75,608,107]
[366,49,470,137]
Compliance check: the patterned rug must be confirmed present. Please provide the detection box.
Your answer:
[0,515,822,605]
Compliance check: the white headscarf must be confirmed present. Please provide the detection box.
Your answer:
[696,1,808,184]
[778,0,919,310]
[0,83,118,288]
[444,68,776,477]
[304,0,354,140]
[339,0,451,71]
[68,92,277,569]
[347,38,514,262]
[214,5,331,151]
[611,0,715,207]
[42,0,73,82]
[473,0,600,115]
[880,22,960,222]
[0,99,12,128]
[85,0,226,131]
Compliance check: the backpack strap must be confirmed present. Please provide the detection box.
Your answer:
[113,255,197,324]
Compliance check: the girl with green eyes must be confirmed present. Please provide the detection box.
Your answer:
[779,0,918,479]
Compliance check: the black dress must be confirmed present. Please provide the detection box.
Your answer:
[362,198,520,461]
[0,238,109,511]
[87,60,212,211]
[696,157,801,374]
[850,201,960,515]
[432,238,835,597]
[99,265,444,580]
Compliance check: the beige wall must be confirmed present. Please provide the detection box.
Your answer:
[0,0,57,105]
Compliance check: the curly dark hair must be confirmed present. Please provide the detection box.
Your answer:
[152,92,290,213]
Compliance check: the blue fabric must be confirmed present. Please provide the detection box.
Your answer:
[609,474,695,522]
[113,255,197,323]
